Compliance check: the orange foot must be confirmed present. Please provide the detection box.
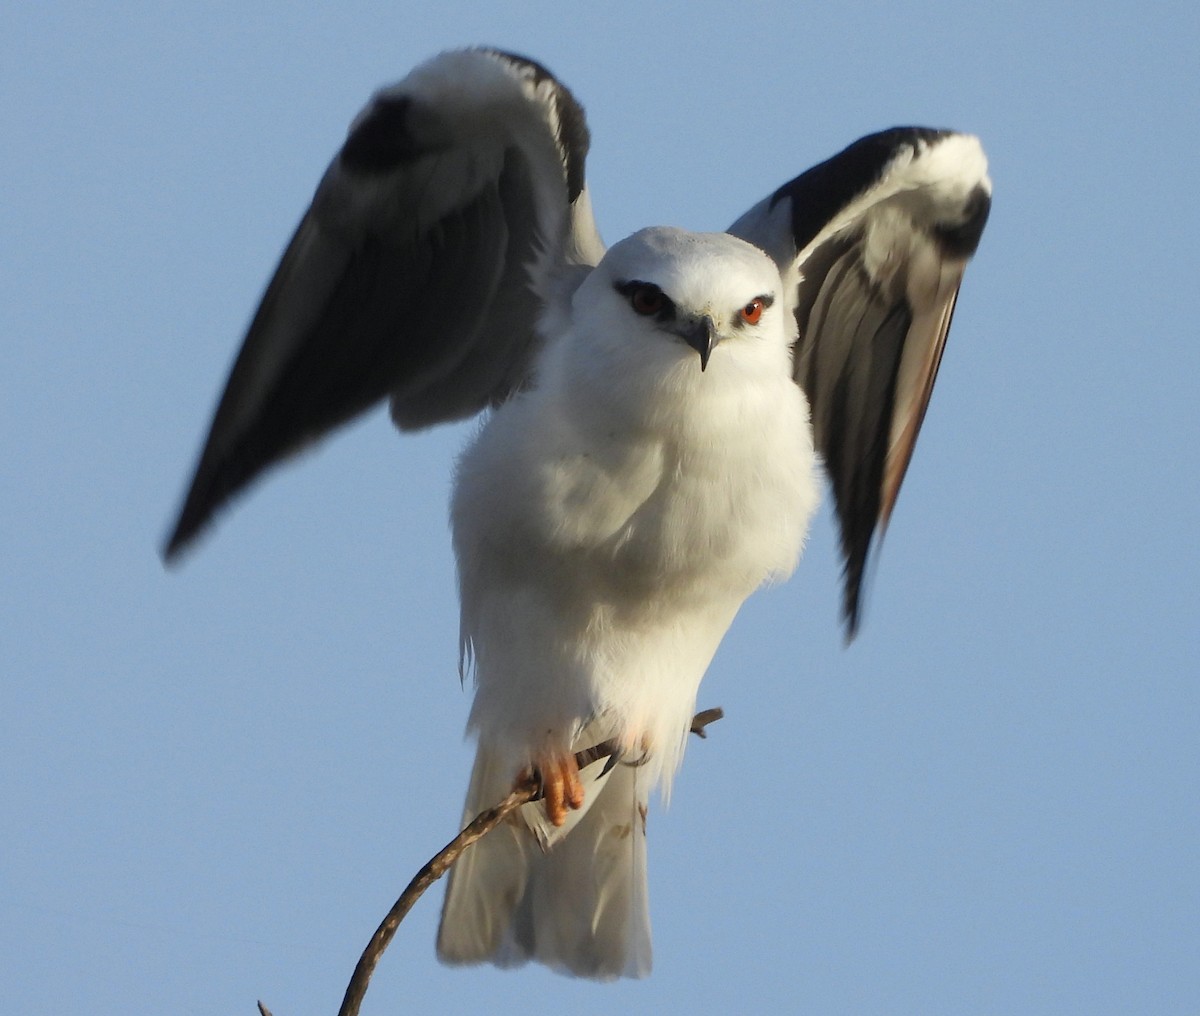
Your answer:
[526,750,584,827]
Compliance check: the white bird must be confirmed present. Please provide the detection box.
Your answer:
[164,48,991,980]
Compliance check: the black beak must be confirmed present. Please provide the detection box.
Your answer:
[677,315,717,371]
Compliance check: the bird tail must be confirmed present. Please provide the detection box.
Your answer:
[436,741,652,979]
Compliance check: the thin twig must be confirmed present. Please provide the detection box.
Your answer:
[690,706,724,738]
[335,774,539,1016]
[261,708,724,1016]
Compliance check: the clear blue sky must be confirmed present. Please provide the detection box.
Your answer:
[3,3,1197,1014]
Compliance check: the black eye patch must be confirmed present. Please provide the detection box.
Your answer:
[614,280,677,321]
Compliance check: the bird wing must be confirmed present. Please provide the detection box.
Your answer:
[163,48,603,559]
[729,128,991,637]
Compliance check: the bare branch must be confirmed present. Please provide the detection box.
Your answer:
[335,773,538,1016]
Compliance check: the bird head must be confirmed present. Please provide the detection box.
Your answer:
[568,226,791,384]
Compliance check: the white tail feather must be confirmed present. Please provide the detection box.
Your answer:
[437,744,652,979]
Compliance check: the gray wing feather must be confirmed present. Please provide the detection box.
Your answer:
[730,128,991,636]
[164,49,601,559]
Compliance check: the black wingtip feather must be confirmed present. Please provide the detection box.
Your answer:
[161,426,290,563]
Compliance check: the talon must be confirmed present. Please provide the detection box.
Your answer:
[527,750,584,827]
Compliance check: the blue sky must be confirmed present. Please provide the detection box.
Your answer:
[3,3,1197,1014]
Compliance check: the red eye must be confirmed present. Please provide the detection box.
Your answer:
[739,298,765,325]
[630,285,666,316]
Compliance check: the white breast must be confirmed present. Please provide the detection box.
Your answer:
[451,321,818,789]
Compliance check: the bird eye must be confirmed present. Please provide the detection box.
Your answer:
[629,285,667,316]
[739,298,765,325]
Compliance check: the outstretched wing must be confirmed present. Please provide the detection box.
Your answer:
[730,128,991,637]
[164,48,603,560]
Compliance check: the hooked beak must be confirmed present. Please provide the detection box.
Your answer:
[676,315,717,371]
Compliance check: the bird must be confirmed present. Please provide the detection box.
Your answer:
[163,47,991,980]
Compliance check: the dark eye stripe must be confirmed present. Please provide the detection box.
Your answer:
[614,280,677,321]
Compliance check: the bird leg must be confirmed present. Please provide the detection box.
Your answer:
[526,750,585,827]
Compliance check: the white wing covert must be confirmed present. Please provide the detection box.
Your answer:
[164,49,602,559]
[729,128,991,636]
